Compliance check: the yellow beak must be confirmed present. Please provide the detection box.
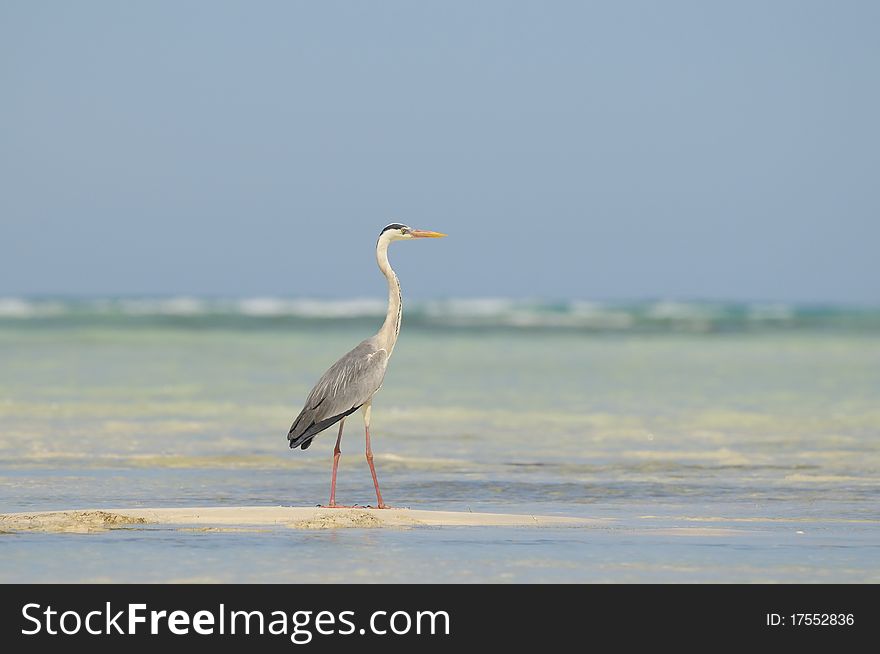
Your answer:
[410,229,447,238]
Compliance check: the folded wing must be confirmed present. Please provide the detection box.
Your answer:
[287,340,388,450]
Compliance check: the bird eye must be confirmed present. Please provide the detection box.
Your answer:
[401,228,410,235]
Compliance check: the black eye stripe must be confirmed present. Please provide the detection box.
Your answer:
[380,223,409,235]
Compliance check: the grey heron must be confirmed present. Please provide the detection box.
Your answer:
[287,223,446,508]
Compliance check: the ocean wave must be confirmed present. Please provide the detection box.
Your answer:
[0,296,878,333]
[236,297,387,318]
[0,298,66,318]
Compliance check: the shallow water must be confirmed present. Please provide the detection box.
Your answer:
[1,309,879,582]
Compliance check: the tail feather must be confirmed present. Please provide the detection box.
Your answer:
[287,404,362,451]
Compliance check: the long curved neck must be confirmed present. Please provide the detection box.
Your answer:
[376,239,402,353]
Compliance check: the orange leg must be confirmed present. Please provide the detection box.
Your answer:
[364,423,386,508]
[324,419,345,507]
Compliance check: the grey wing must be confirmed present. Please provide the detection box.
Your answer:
[287,340,388,450]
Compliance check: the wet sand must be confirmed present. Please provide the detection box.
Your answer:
[0,506,603,533]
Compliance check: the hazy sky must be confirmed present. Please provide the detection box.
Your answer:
[1,1,878,302]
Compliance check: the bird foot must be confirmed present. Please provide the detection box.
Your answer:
[315,503,400,510]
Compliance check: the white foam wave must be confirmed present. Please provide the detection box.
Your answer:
[237,297,387,318]
[117,297,207,316]
[646,301,721,321]
[0,298,65,318]
[422,298,637,329]
[747,304,794,321]
[423,298,517,317]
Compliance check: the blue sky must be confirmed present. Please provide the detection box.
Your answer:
[2,1,878,302]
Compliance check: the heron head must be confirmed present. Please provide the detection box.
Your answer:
[379,223,447,242]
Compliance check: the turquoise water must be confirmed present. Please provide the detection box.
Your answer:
[1,299,879,582]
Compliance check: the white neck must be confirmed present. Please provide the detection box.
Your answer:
[375,236,402,353]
